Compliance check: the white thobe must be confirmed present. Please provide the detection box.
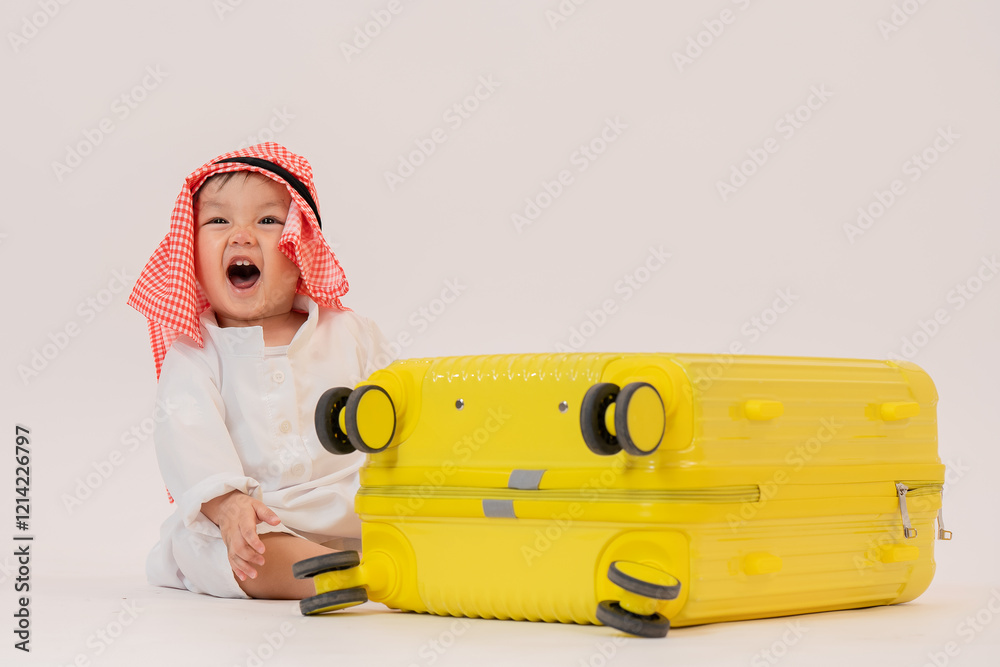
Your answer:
[146,294,387,598]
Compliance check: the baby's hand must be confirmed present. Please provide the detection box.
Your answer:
[201,490,282,582]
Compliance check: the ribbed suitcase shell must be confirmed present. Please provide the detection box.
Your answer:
[315,353,944,629]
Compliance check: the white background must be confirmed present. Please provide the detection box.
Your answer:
[1,0,998,665]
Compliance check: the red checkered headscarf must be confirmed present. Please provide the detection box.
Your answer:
[128,143,349,380]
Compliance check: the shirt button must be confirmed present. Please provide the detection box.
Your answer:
[273,371,285,383]
[291,463,305,477]
[279,421,292,433]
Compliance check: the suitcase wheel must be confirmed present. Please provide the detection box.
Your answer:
[300,587,368,616]
[580,383,622,456]
[292,550,362,579]
[596,600,670,638]
[615,383,665,456]
[607,561,681,600]
[596,561,678,638]
[581,382,665,457]
[346,385,397,454]
[314,387,358,455]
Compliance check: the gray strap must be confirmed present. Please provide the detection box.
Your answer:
[509,469,545,490]
[483,499,516,518]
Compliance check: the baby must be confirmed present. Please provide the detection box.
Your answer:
[128,143,387,600]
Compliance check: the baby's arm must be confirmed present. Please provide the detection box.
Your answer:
[153,343,278,581]
[201,490,280,582]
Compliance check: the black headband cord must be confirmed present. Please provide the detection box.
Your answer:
[212,156,322,229]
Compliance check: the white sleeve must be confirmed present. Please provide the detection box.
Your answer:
[360,317,392,379]
[153,342,261,538]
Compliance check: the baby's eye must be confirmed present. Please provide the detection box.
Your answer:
[204,218,228,225]
[259,217,283,225]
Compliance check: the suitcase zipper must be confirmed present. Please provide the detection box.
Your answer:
[936,507,952,540]
[895,481,947,540]
[895,483,918,539]
[358,485,762,504]
[362,481,950,536]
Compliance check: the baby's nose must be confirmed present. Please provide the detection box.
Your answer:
[229,227,256,245]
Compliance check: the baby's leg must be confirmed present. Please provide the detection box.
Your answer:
[237,533,335,599]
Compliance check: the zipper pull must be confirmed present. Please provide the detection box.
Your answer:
[896,483,918,539]
[937,507,953,540]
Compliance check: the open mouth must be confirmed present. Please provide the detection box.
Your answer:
[227,259,261,290]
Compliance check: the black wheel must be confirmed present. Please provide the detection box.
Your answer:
[608,561,681,600]
[315,387,357,455]
[596,600,670,638]
[299,587,368,615]
[580,383,621,456]
[292,550,362,579]
[345,385,397,454]
[614,382,665,456]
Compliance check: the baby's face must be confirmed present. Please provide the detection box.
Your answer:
[193,172,300,328]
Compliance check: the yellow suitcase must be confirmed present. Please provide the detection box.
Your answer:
[294,353,949,637]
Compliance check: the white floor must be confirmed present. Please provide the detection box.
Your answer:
[15,576,1000,667]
